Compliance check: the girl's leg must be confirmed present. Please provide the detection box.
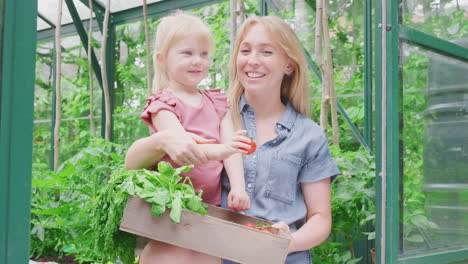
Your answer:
[139,239,220,264]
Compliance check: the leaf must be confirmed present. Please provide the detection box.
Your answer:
[363,231,375,240]
[144,187,170,205]
[151,203,166,217]
[31,225,45,241]
[63,244,77,253]
[169,196,182,224]
[347,257,363,264]
[186,195,206,214]
[175,165,193,175]
[119,180,135,195]
[158,161,176,178]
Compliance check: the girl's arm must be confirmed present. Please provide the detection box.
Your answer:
[273,178,332,252]
[219,110,251,211]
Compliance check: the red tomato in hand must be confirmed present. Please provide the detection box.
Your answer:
[243,223,256,229]
[239,139,257,155]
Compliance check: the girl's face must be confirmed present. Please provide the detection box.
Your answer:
[163,36,211,91]
[236,23,292,96]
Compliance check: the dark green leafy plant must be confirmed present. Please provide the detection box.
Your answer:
[312,147,375,264]
[30,139,127,261]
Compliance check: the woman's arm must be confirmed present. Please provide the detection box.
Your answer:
[273,178,332,252]
[124,110,211,170]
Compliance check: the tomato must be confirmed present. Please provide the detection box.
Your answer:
[260,228,275,234]
[243,223,256,229]
[239,139,257,155]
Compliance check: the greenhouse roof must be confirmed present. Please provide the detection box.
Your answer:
[36,0,226,40]
[37,0,167,30]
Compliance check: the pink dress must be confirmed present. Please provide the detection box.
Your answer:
[141,89,229,205]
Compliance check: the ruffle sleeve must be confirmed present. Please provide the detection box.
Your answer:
[140,91,182,132]
[202,88,230,120]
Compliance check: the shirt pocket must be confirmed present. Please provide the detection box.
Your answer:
[265,152,302,205]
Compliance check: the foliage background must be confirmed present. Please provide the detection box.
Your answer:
[30,0,377,262]
[31,0,468,262]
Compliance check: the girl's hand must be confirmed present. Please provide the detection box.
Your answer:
[158,130,214,166]
[227,188,251,211]
[225,130,252,156]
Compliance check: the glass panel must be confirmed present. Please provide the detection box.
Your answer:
[402,0,468,41]
[272,0,367,150]
[33,34,103,165]
[37,0,93,31]
[400,43,468,256]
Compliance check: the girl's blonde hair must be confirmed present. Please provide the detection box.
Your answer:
[152,11,214,93]
[228,16,310,129]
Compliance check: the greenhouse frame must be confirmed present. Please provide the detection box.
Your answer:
[1,0,467,263]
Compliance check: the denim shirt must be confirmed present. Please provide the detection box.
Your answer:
[221,95,340,264]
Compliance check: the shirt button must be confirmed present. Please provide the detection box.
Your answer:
[247,183,252,188]
[277,124,281,128]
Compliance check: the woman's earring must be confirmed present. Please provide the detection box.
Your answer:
[285,64,294,76]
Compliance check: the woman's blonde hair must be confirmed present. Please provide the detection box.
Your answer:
[228,16,310,129]
[152,11,214,93]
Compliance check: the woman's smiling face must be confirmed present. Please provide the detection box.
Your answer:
[236,23,292,96]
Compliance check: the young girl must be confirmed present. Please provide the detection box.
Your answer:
[125,12,252,264]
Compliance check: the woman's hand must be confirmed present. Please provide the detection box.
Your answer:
[158,130,215,166]
[227,187,251,211]
[272,222,296,253]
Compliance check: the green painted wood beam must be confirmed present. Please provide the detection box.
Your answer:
[364,0,373,152]
[37,20,100,42]
[38,11,55,28]
[0,0,37,263]
[260,0,268,15]
[112,0,228,26]
[399,25,468,62]
[374,0,401,263]
[64,0,103,89]
[303,49,322,83]
[374,0,384,263]
[264,0,277,14]
[337,101,370,151]
[386,0,401,262]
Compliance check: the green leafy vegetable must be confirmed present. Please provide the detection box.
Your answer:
[90,161,207,264]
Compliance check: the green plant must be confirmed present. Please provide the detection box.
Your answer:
[312,147,375,263]
[29,139,127,262]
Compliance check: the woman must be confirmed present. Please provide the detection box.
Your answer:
[220,16,340,263]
